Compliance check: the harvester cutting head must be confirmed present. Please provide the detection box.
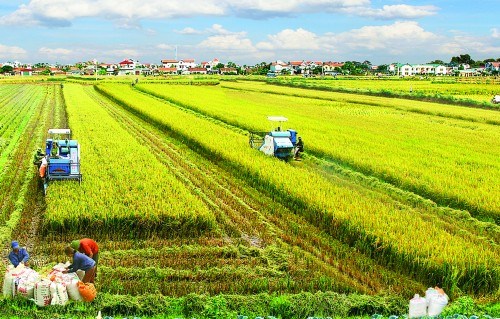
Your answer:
[39,129,82,195]
[249,116,299,160]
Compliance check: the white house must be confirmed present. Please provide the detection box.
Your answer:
[118,59,137,75]
[178,59,196,72]
[397,63,448,76]
[161,59,178,69]
[270,60,290,74]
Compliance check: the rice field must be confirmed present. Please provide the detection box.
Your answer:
[135,81,500,222]
[0,78,499,318]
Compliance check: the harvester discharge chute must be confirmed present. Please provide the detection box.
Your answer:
[249,116,299,160]
[35,129,82,195]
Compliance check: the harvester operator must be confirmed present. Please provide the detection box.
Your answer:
[8,240,29,267]
[33,148,45,168]
[294,137,304,160]
[63,246,96,283]
[71,238,99,278]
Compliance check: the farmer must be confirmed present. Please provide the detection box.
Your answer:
[32,148,45,169]
[71,238,99,277]
[63,246,96,283]
[294,136,304,160]
[8,241,29,267]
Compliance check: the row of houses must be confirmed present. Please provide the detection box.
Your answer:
[392,61,500,77]
[0,57,238,76]
[270,60,345,75]
[2,58,499,77]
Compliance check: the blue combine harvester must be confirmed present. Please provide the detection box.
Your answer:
[249,116,299,160]
[38,129,82,195]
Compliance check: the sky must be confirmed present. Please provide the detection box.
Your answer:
[0,0,498,66]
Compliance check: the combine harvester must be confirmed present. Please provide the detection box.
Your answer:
[37,129,82,195]
[249,116,299,160]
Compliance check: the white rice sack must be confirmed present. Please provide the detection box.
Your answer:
[17,272,39,299]
[2,266,15,297]
[54,283,69,306]
[49,282,68,306]
[49,282,59,305]
[52,262,69,272]
[34,279,52,307]
[3,264,27,297]
[66,279,83,301]
[61,272,79,283]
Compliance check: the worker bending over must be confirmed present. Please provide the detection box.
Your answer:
[32,148,45,169]
[8,241,29,267]
[294,137,304,160]
[63,246,96,283]
[71,238,99,277]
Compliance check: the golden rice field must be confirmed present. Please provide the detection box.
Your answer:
[135,81,500,222]
[0,77,498,318]
[275,77,500,104]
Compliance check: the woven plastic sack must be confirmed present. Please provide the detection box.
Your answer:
[77,281,97,302]
[50,282,69,306]
[66,279,83,301]
[34,279,52,307]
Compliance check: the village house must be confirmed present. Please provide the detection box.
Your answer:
[269,60,291,74]
[219,67,237,75]
[161,59,178,69]
[118,59,137,75]
[201,58,220,73]
[396,63,448,76]
[156,67,177,75]
[322,62,344,75]
[187,67,207,75]
[289,61,306,74]
[485,61,500,72]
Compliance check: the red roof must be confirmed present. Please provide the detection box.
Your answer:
[119,59,134,65]
[182,59,195,63]
[324,62,344,67]
[289,61,304,66]
[161,59,178,63]
[188,67,206,72]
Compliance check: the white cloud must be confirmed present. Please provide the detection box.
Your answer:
[437,35,500,55]
[108,49,140,58]
[198,34,255,52]
[0,0,439,27]
[338,4,438,19]
[257,28,320,50]
[175,27,202,35]
[0,44,27,59]
[157,44,175,50]
[0,0,224,26]
[332,21,437,51]
[39,47,73,55]
[492,28,499,38]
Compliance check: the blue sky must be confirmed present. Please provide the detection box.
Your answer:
[0,0,498,65]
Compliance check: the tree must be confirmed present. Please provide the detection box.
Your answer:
[428,60,445,65]
[226,61,237,68]
[377,64,389,73]
[450,54,474,65]
[39,68,51,76]
[1,65,13,74]
[308,66,320,75]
